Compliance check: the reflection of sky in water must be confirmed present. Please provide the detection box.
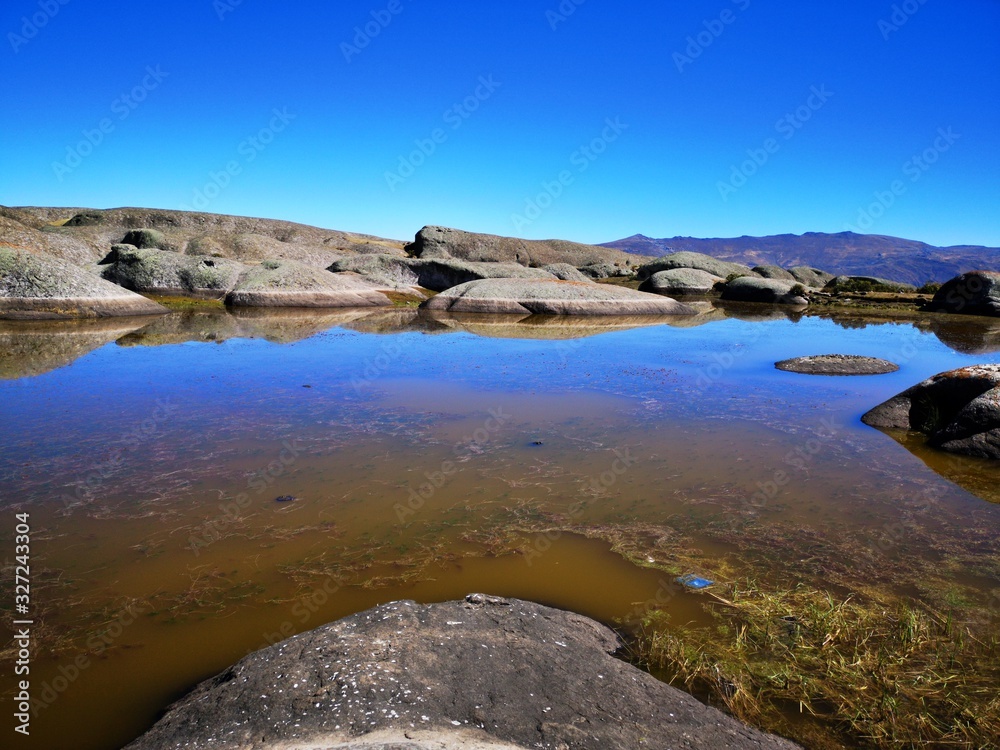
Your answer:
[4,313,997,490]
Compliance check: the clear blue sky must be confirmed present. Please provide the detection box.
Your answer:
[2,0,998,246]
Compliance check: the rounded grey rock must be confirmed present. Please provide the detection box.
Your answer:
[776,355,899,375]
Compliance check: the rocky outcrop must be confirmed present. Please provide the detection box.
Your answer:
[7,206,406,268]
[824,275,916,293]
[776,355,899,375]
[120,228,174,251]
[788,266,835,287]
[578,261,630,279]
[720,277,808,305]
[928,271,1000,317]
[421,278,697,316]
[100,246,249,297]
[328,254,555,292]
[125,595,800,750]
[639,268,723,296]
[540,263,594,283]
[405,226,636,269]
[753,265,796,281]
[225,260,392,308]
[636,251,757,281]
[862,364,1000,459]
[0,246,166,319]
[1,208,105,267]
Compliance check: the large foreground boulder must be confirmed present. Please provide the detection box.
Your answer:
[101,246,249,297]
[862,364,1000,459]
[720,277,809,305]
[0,246,166,319]
[225,260,391,308]
[421,278,697,316]
[929,271,1000,317]
[639,268,723,295]
[328,254,555,292]
[636,251,757,281]
[125,595,799,750]
[406,226,635,268]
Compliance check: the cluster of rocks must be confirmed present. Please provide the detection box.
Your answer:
[633,252,838,305]
[3,208,998,322]
[632,252,939,306]
[0,218,688,320]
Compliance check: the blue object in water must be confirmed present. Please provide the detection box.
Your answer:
[677,574,714,590]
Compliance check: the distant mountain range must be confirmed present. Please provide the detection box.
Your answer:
[601,232,1000,286]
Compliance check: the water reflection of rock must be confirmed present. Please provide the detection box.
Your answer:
[117,308,381,346]
[927,316,1000,354]
[339,308,451,335]
[22,305,997,380]
[420,310,718,339]
[808,310,1000,354]
[881,430,1000,504]
[0,317,151,379]
[712,301,807,322]
[227,307,382,343]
